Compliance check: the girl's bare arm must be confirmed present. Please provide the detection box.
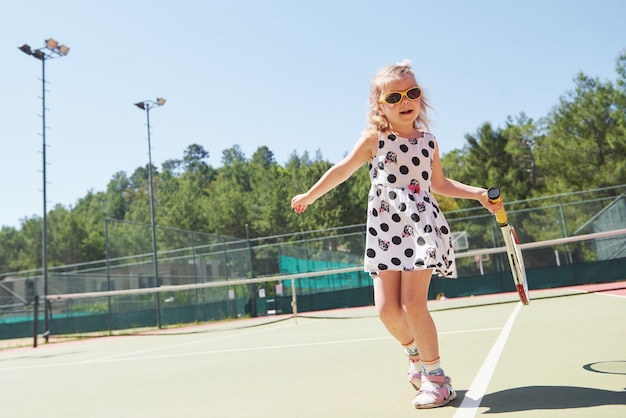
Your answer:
[291,132,377,213]
[430,141,501,213]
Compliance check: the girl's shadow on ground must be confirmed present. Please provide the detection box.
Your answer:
[454,386,626,413]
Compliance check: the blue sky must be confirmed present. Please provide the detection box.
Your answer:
[1,0,624,229]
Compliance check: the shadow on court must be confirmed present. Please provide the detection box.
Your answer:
[478,386,626,414]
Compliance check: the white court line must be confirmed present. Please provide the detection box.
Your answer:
[0,320,308,369]
[441,327,502,335]
[453,302,522,418]
[0,324,501,371]
[0,335,390,370]
[81,320,303,363]
[589,291,626,299]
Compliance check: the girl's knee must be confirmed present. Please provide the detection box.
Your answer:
[402,301,429,318]
[377,303,403,325]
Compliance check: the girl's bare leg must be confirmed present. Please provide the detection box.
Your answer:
[399,269,439,363]
[372,271,414,346]
[373,269,438,359]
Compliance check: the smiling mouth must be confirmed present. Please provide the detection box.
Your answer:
[400,109,413,115]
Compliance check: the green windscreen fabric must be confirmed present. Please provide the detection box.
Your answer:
[278,255,369,291]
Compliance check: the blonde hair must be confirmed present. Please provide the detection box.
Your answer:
[365,60,432,134]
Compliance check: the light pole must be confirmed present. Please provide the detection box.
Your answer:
[19,39,70,342]
[134,98,166,328]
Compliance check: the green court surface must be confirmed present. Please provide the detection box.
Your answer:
[1,287,625,417]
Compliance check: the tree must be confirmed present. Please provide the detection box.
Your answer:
[202,146,252,238]
[159,169,211,233]
[250,145,275,168]
[162,158,183,176]
[104,171,132,220]
[441,123,510,207]
[247,146,290,237]
[34,192,107,268]
[501,113,544,197]
[285,154,330,232]
[183,144,211,175]
[0,226,29,272]
[538,57,626,194]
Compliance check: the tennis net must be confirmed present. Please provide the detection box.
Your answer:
[26,228,626,345]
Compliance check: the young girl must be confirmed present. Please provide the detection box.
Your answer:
[291,60,500,409]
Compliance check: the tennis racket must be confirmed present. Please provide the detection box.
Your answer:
[488,187,530,305]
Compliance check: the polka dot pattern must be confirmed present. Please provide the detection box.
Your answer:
[365,132,454,278]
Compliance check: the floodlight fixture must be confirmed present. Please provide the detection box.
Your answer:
[134,98,167,111]
[18,44,32,55]
[46,38,59,49]
[18,38,71,61]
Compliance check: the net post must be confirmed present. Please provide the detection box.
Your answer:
[43,299,51,343]
[290,277,298,324]
[33,295,39,348]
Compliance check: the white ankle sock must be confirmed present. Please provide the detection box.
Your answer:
[422,358,444,376]
[402,339,419,355]
[402,340,421,373]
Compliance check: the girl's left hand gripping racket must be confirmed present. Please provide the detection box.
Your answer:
[488,188,530,305]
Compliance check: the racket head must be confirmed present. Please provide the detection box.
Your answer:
[509,227,530,305]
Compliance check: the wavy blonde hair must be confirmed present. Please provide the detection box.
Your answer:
[365,60,432,134]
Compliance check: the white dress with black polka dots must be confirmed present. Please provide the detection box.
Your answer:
[364,132,455,278]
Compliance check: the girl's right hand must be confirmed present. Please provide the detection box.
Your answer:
[291,194,312,214]
[478,189,502,214]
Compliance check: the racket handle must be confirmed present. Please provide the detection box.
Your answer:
[487,187,508,226]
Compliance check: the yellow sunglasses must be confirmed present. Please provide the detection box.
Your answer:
[379,87,422,105]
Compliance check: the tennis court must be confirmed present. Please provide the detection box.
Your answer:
[1,283,624,418]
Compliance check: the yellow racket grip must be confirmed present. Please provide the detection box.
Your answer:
[487,187,508,226]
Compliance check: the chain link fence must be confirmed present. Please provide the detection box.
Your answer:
[2,185,625,339]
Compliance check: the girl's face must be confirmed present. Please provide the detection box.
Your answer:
[378,76,421,130]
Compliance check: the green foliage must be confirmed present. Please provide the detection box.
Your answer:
[0,226,29,272]
[1,51,625,274]
[537,57,626,194]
